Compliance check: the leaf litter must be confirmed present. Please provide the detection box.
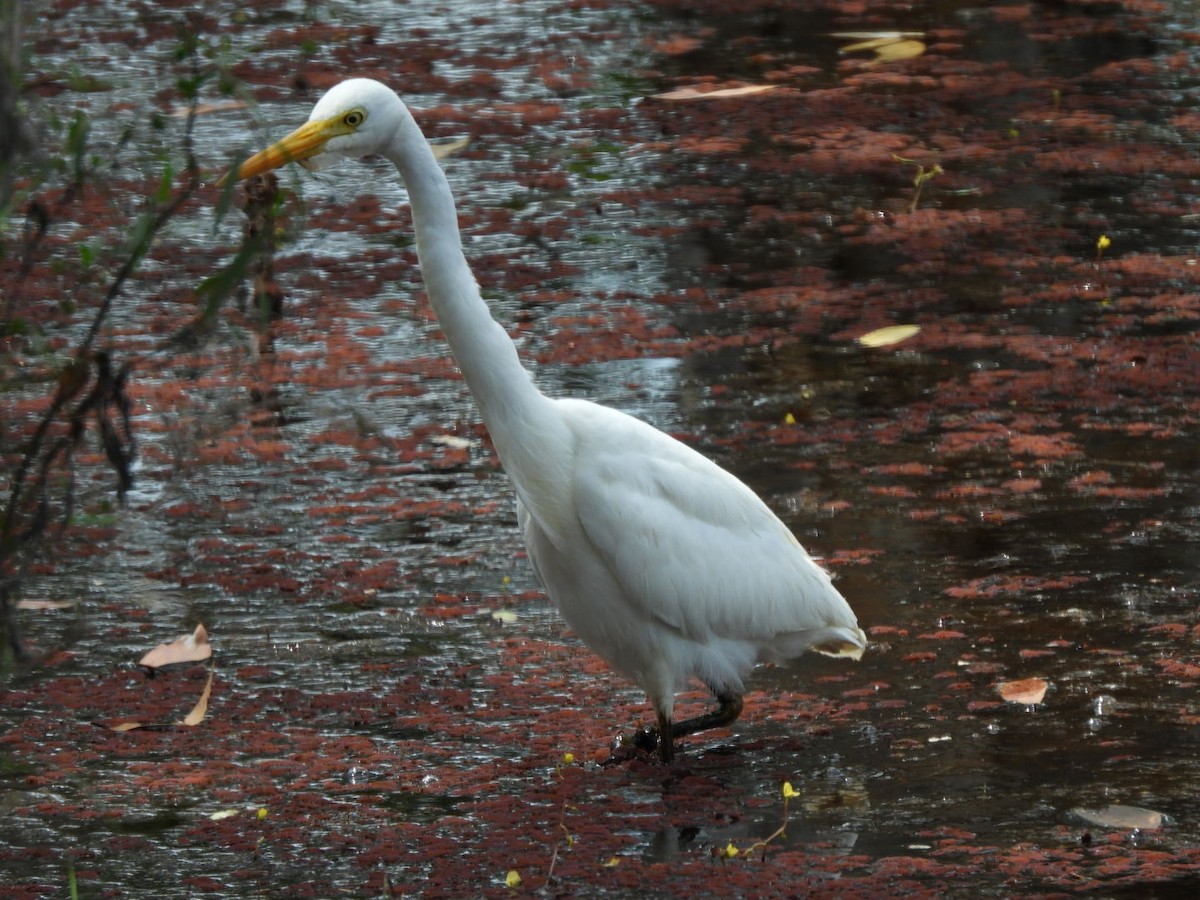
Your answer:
[138,623,212,669]
[101,627,216,731]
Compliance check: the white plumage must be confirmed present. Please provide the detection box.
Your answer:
[227,79,867,762]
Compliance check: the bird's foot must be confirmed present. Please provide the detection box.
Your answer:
[631,726,661,755]
[604,727,666,765]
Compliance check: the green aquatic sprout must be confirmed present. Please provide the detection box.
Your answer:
[893,154,943,212]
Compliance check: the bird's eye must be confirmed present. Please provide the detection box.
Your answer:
[343,111,365,127]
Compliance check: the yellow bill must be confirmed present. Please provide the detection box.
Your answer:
[220,113,354,186]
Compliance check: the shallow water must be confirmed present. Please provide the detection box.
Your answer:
[5,0,1200,896]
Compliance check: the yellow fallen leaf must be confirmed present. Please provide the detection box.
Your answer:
[871,40,926,65]
[838,33,926,67]
[651,84,777,101]
[857,324,921,348]
[107,721,145,733]
[997,677,1048,705]
[840,36,902,54]
[180,669,214,727]
[139,623,212,668]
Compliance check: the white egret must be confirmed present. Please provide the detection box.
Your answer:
[225,79,866,762]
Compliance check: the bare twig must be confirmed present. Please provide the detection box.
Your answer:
[1,52,204,662]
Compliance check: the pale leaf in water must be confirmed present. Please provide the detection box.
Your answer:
[209,808,241,821]
[139,623,211,668]
[858,324,921,348]
[15,599,75,610]
[431,135,471,161]
[652,84,777,101]
[169,100,247,118]
[430,433,475,449]
[491,609,519,625]
[997,677,1048,705]
[180,669,214,727]
[1073,804,1165,831]
[102,668,214,732]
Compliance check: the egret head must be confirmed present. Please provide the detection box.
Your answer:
[223,78,401,183]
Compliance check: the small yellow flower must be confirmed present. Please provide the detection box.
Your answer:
[505,869,522,888]
[562,752,575,764]
[602,856,621,867]
[721,842,740,859]
[1097,234,1111,252]
[782,782,799,799]
[256,807,268,820]
[783,412,796,425]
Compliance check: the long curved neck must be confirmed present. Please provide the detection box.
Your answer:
[380,100,571,533]
[384,106,540,428]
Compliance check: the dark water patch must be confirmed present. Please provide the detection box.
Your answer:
[376,788,465,822]
[964,22,1160,81]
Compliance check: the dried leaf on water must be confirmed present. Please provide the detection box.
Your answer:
[14,599,76,610]
[651,84,777,101]
[180,669,214,727]
[430,433,475,449]
[861,39,927,66]
[168,100,248,118]
[102,668,215,732]
[835,32,927,67]
[875,40,926,64]
[997,677,1048,705]
[858,324,921,348]
[139,623,212,669]
[1072,804,1165,831]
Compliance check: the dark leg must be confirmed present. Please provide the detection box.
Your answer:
[632,692,744,763]
[630,708,672,760]
[657,707,675,764]
[670,692,744,743]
